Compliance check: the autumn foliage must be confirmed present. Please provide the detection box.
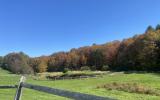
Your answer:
[1,25,160,74]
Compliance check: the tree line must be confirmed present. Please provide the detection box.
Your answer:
[1,25,160,74]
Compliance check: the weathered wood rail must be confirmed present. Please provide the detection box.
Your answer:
[0,76,116,100]
[0,85,17,89]
[22,83,114,100]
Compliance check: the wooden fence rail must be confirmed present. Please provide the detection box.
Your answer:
[0,85,17,89]
[22,82,114,100]
[0,76,116,100]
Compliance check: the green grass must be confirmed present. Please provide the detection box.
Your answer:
[0,68,160,100]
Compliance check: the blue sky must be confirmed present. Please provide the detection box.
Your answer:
[0,0,160,57]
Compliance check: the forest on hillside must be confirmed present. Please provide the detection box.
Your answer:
[1,25,160,74]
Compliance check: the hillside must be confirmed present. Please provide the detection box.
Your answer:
[1,25,160,74]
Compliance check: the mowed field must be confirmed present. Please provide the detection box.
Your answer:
[0,68,160,100]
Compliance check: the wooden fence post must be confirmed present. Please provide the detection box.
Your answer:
[14,76,26,100]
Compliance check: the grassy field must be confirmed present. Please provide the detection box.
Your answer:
[0,68,160,100]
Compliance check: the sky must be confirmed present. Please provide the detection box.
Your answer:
[0,0,160,57]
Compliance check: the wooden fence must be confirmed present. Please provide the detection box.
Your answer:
[0,76,115,100]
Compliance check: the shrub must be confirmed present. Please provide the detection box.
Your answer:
[97,82,160,96]
[62,68,69,74]
[90,66,96,71]
[101,65,109,71]
[0,56,3,67]
[80,66,90,71]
